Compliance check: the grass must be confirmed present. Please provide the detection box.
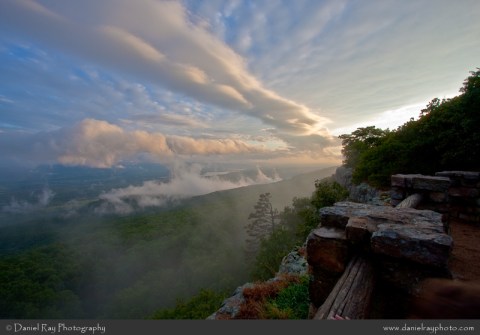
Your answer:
[235,274,310,319]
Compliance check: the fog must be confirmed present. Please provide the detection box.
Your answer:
[2,187,55,213]
[96,165,281,214]
[0,162,337,319]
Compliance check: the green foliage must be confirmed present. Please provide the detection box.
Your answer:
[250,229,298,281]
[338,126,390,167]
[460,68,480,94]
[341,69,480,187]
[149,289,228,319]
[311,178,350,210]
[250,180,348,281]
[0,200,250,319]
[279,196,317,241]
[245,193,279,257]
[0,244,83,318]
[0,167,338,320]
[263,275,310,319]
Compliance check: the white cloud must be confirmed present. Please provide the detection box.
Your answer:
[2,0,477,170]
[0,0,329,136]
[96,164,282,214]
[0,119,268,168]
[197,0,479,131]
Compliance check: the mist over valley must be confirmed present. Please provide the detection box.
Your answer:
[0,163,336,318]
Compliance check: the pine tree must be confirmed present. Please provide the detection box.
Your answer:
[245,193,279,258]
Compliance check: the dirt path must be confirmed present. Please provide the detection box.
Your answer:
[448,220,480,283]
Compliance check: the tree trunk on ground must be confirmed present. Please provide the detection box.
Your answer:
[313,255,376,320]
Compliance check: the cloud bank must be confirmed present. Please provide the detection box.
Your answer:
[0,119,267,168]
[96,165,282,214]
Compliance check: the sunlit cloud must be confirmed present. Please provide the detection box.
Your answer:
[0,0,328,136]
[1,0,478,170]
[0,119,268,168]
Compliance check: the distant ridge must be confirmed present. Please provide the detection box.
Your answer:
[183,165,338,224]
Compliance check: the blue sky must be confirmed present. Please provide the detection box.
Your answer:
[0,0,479,169]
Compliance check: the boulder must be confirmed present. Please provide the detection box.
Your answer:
[306,227,349,273]
[346,217,376,246]
[371,224,453,268]
[317,202,451,269]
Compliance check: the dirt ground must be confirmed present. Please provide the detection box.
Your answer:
[448,219,480,283]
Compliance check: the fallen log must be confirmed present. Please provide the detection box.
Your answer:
[313,255,375,319]
[396,193,424,209]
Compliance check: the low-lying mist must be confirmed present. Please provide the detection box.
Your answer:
[2,187,55,214]
[0,164,337,319]
[96,165,282,214]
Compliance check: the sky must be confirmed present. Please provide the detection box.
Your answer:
[0,0,479,170]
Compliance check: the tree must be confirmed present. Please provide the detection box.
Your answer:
[279,197,316,241]
[460,68,480,94]
[339,68,480,187]
[338,126,389,167]
[311,179,349,210]
[245,193,279,257]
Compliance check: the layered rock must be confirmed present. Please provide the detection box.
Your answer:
[391,172,480,223]
[307,202,453,310]
[435,171,480,223]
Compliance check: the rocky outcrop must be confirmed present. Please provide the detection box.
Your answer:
[307,201,453,311]
[391,172,480,224]
[334,166,389,205]
[206,283,253,320]
[207,248,308,320]
[278,247,308,276]
[436,171,480,223]
[209,169,478,319]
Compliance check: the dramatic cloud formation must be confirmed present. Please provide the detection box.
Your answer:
[0,119,267,168]
[0,0,478,170]
[97,164,282,214]
[0,0,327,135]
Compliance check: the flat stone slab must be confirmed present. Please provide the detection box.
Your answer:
[371,224,453,268]
[435,171,480,180]
[320,202,445,232]
[317,202,452,268]
[391,174,451,192]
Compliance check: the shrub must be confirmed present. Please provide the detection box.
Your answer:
[235,275,309,319]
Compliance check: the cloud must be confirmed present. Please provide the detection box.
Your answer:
[120,113,208,130]
[0,0,329,136]
[96,164,282,214]
[2,187,55,213]
[0,119,267,168]
[195,0,480,129]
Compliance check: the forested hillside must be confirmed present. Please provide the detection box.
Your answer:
[0,167,336,319]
